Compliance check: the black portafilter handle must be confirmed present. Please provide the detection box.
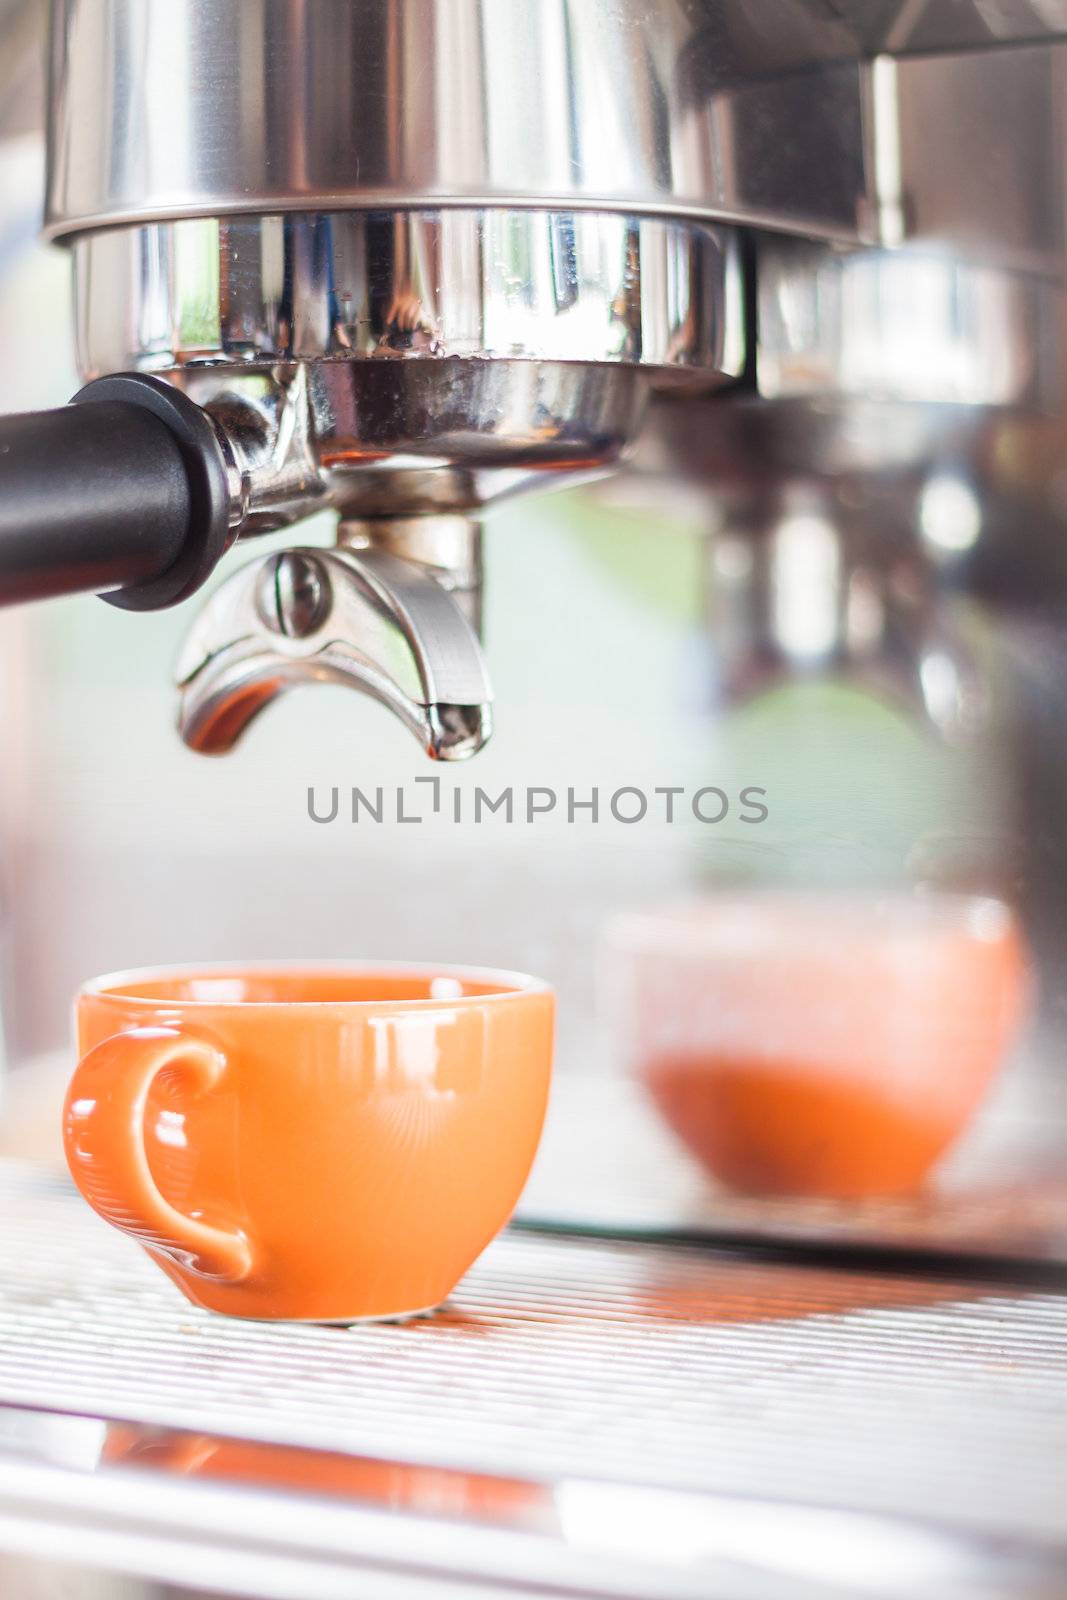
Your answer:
[0,373,232,611]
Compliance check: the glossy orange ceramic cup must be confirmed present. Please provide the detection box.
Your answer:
[64,965,554,1322]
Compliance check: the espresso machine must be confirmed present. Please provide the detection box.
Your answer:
[2,0,1055,768]
[1,4,1067,1598]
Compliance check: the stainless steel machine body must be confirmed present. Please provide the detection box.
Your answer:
[41,0,1067,757]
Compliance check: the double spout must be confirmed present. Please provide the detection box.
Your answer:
[175,518,493,761]
[166,371,494,761]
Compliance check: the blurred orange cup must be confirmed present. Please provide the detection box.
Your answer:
[603,894,1031,1198]
[64,964,554,1321]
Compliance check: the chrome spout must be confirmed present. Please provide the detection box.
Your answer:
[174,532,493,759]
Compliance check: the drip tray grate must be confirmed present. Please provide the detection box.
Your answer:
[0,1160,1064,1554]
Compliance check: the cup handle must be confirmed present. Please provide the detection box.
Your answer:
[63,1026,253,1283]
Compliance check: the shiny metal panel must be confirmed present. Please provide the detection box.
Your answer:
[45,2,1067,258]
[45,0,870,241]
[863,47,1067,271]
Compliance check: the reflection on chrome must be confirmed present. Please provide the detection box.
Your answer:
[74,211,744,384]
[0,1401,1060,1598]
[602,891,1031,1199]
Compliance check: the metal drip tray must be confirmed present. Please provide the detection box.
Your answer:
[0,1160,1065,1598]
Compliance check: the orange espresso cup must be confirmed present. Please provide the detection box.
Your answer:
[64,965,554,1322]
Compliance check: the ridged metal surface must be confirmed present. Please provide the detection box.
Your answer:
[0,1160,1065,1546]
